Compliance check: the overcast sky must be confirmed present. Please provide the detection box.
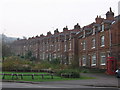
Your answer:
[0,0,119,38]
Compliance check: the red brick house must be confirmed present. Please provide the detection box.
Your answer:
[11,8,120,69]
[77,8,120,69]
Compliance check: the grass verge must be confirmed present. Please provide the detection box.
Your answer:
[0,72,95,82]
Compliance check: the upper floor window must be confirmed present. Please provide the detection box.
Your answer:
[91,53,96,66]
[100,35,105,47]
[82,40,86,50]
[46,45,48,51]
[64,44,67,52]
[98,26,101,31]
[54,54,57,59]
[82,55,86,66]
[101,24,104,32]
[100,52,106,65]
[58,43,60,51]
[92,38,95,49]
[69,41,72,50]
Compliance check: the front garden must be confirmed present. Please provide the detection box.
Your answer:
[1,56,95,82]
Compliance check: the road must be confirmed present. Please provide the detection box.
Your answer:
[2,82,98,88]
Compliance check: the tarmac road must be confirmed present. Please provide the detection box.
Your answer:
[1,82,118,88]
[2,82,95,88]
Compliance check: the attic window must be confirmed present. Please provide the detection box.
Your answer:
[101,24,104,32]
[112,21,115,24]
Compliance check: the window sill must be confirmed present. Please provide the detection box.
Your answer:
[91,64,96,66]
[101,63,106,65]
[91,47,95,49]
[101,30,104,32]
[100,45,105,47]
[92,33,95,35]
[82,64,86,66]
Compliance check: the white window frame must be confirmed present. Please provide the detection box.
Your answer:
[92,27,95,35]
[58,43,60,51]
[83,40,86,50]
[91,53,96,66]
[69,41,72,50]
[101,24,104,32]
[91,38,95,49]
[82,30,85,38]
[100,35,105,47]
[55,44,57,51]
[100,52,106,65]
[82,55,86,66]
[98,26,101,31]
[64,44,67,52]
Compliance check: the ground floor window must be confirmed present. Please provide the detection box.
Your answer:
[82,55,86,66]
[100,52,106,65]
[91,53,96,66]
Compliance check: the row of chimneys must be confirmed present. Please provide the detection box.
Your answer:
[28,7,114,39]
[47,7,114,36]
[46,23,81,36]
[96,7,114,24]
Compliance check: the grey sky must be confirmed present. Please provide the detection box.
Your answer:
[0,0,119,38]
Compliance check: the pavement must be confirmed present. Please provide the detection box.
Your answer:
[2,73,120,88]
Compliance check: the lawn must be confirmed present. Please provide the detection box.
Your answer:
[0,72,95,82]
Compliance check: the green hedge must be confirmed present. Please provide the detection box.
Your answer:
[56,69,80,78]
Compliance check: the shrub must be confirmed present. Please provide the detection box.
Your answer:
[32,61,52,70]
[56,69,80,78]
[81,69,90,73]
[50,58,60,65]
[2,56,32,71]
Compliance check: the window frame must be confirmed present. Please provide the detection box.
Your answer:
[101,24,104,32]
[82,55,86,66]
[100,35,105,47]
[91,53,96,66]
[82,40,86,50]
[100,52,106,65]
[91,38,96,49]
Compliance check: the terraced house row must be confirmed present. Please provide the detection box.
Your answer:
[11,8,120,69]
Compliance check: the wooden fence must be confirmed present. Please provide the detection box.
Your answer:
[0,73,54,80]
[3,69,55,73]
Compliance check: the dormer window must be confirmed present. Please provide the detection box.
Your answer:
[92,28,95,35]
[82,30,85,38]
[112,21,115,24]
[101,24,104,32]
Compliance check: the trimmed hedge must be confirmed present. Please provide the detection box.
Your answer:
[56,69,80,78]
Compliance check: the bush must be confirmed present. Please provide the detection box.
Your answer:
[50,58,60,65]
[81,69,90,73]
[56,69,80,78]
[2,56,32,71]
[32,61,52,70]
